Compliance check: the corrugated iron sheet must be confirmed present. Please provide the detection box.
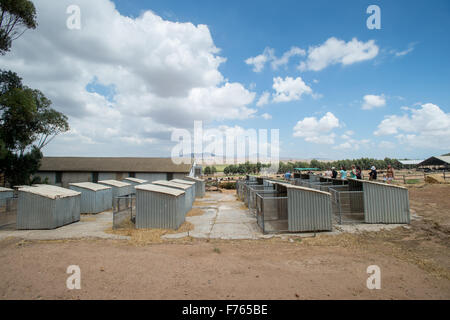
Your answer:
[152,181,194,214]
[183,176,206,198]
[287,187,333,232]
[362,181,410,224]
[69,185,112,214]
[17,190,80,230]
[135,188,185,229]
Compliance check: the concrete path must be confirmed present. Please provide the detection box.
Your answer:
[186,192,262,240]
[0,211,129,241]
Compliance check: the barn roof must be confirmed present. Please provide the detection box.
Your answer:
[39,157,192,173]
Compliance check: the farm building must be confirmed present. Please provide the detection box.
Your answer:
[152,180,194,214]
[17,185,81,230]
[124,177,148,191]
[182,176,206,198]
[135,184,186,230]
[171,179,197,198]
[69,182,112,214]
[98,180,132,202]
[34,157,192,188]
[417,156,450,170]
[0,187,14,201]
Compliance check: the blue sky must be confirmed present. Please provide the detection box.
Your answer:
[113,0,450,159]
[2,0,449,160]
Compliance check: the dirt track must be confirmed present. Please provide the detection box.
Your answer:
[0,184,449,300]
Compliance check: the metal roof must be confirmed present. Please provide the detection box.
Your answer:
[124,177,148,184]
[20,185,80,199]
[152,180,190,190]
[418,156,450,166]
[171,179,196,185]
[98,180,131,188]
[398,159,424,165]
[38,157,192,173]
[135,184,185,196]
[69,182,111,191]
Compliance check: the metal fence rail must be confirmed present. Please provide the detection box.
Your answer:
[256,192,288,234]
[329,186,365,224]
[113,195,136,229]
[0,197,17,230]
[248,187,276,215]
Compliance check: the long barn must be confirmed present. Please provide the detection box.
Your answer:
[35,157,193,188]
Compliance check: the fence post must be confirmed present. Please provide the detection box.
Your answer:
[403,175,406,184]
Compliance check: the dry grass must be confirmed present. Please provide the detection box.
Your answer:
[106,221,194,246]
[300,230,450,280]
[193,201,215,207]
[186,208,206,217]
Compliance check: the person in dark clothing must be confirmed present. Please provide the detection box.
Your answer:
[331,167,338,179]
[369,166,377,180]
[356,166,362,179]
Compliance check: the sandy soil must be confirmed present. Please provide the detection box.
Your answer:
[0,184,449,300]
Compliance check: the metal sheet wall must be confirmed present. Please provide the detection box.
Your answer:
[69,186,112,214]
[135,173,168,182]
[362,182,410,224]
[135,189,185,229]
[17,191,80,230]
[287,188,333,232]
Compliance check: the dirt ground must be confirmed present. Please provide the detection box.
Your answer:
[0,184,449,300]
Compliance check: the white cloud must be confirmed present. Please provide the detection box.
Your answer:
[293,112,340,144]
[272,76,313,103]
[1,0,257,155]
[379,141,396,149]
[390,43,417,57]
[245,47,274,72]
[271,46,306,70]
[261,113,272,120]
[374,103,450,149]
[362,94,386,110]
[256,91,270,107]
[245,46,305,72]
[299,37,379,71]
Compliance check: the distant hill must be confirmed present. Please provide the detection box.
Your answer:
[442,153,450,156]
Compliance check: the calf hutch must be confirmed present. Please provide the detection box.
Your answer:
[183,176,206,198]
[98,180,132,202]
[0,187,14,201]
[171,179,197,198]
[135,184,186,229]
[240,179,333,234]
[152,180,194,214]
[124,177,148,191]
[17,185,81,230]
[69,182,112,214]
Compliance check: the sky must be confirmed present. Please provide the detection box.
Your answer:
[1,0,449,161]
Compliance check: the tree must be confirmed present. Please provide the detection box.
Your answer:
[204,166,211,175]
[0,0,37,54]
[0,70,69,186]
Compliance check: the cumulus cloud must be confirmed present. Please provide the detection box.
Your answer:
[272,76,313,103]
[261,113,272,120]
[299,37,379,71]
[374,103,450,149]
[245,46,305,72]
[293,112,340,144]
[245,47,275,72]
[256,91,270,107]
[362,94,386,110]
[1,0,257,155]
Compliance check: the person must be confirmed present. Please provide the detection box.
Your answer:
[385,165,395,184]
[369,166,377,180]
[349,165,357,179]
[340,166,347,180]
[331,167,338,179]
[324,168,332,177]
[285,172,291,180]
[356,166,362,179]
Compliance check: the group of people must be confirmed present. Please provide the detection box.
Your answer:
[324,165,395,183]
